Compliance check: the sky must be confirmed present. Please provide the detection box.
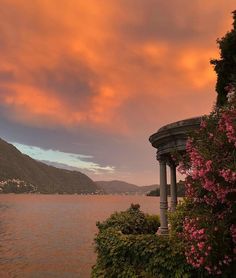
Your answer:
[0,0,235,185]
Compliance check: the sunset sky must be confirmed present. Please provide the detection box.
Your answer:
[0,0,235,185]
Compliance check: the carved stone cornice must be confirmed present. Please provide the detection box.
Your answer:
[150,117,201,158]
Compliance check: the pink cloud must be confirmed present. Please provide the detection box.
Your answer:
[0,1,235,135]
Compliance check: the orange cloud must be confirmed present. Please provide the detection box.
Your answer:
[0,0,235,135]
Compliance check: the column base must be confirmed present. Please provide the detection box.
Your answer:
[159,227,169,235]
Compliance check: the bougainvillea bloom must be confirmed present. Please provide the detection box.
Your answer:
[177,84,236,275]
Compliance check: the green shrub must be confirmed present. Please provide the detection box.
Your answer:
[96,203,160,235]
[92,204,203,278]
[92,228,200,278]
[145,214,161,234]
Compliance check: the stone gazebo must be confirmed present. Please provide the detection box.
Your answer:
[149,117,201,234]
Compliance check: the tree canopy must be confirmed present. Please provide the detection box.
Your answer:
[211,10,236,106]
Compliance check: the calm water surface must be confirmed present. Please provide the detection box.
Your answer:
[0,195,160,278]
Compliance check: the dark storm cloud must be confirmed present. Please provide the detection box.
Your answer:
[31,56,100,109]
[113,0,230,44]
[0,70,15,82]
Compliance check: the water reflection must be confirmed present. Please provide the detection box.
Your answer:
[0,195,159,277]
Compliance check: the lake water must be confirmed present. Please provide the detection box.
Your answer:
[0,195,160,278]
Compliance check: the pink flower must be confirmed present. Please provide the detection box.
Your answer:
[205,160,212,171]
[178,94,236,273]
[219,169,236,183]
[197,242,205,250]
[200,119,207,128]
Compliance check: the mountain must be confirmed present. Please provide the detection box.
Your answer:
[0,138,99,194]
[96,180,158,195]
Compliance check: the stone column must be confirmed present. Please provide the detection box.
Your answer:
[170,163,177,211]
[159,158,168,234]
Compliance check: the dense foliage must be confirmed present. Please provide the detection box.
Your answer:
[211,10,236,106]
[92,204,201,278]
[176,84,236,276]
[96,204,160,235]
[147,188,160,196]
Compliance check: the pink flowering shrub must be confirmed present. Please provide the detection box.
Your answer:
[177,84,236,276]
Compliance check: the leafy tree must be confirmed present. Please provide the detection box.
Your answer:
[147,188,160,196]
[211,10,236,106]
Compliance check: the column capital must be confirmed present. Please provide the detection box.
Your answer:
[157,154,168,164]
[166,156,177,168]
[157,153,177,167]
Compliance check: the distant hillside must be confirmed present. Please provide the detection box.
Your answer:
[147,181,185,197]
[96,180,158,195]
[0,138,99,194]
[142,184,159,191]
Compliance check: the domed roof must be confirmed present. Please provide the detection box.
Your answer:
[149,116,201,159]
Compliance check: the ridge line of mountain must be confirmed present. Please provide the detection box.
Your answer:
[0,137,159,194]
[0,138,99,194]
